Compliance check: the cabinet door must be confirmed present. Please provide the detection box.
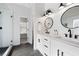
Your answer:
[53,39,79,56]
[62,51,72,56]
[54,40,72,56]
[52,39,61,56]
[59,41,79,56]
[51,39,54,56]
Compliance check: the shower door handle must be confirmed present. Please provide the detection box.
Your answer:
[0,27,2,30]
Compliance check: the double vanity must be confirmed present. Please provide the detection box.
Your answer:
[36,32,79,56]
[34,4,79,56]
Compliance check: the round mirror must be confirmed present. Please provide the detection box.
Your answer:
[44,17,53,29]
[61,6,79,29]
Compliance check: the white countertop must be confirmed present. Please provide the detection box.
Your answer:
[53,36,79,48]
[37,32,79,48]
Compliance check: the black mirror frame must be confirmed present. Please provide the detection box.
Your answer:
[61,6,79,29]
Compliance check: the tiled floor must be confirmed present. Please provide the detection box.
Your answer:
[11,43,42,56]
[0,47,8,56]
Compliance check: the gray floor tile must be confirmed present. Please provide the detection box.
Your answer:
[11,43,42,56]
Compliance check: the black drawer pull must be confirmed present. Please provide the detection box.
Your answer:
[61,52,64,56]
[57,49,59,56]
[44,39,48,41]
[44,45,48,48]
[44,53,48,56]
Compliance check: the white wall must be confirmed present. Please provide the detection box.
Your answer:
[2,3,44,46]
[3,3,33,45]
[45,3,60,12]
[32,3,60,19]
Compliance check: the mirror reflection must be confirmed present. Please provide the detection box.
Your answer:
[61,6,79,29]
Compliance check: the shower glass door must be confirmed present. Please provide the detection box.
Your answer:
[0,7,13,48]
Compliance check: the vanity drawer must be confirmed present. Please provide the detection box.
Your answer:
[43,42,49,47]
[43,47,49,56]
[43,38,49,45]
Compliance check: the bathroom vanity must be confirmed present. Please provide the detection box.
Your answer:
[36,34,79,56]
[36,34,51,56]
[34,4,79,56]
[52,4,79,56]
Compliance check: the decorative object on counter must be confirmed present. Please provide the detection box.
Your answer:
[45,29,50,34]
[54,29,58,36]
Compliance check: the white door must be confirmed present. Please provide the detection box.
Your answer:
[0,8,13,47]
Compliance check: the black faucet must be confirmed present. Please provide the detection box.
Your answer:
[68,29,72,38]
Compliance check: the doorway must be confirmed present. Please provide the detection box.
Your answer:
[20,17,28,44]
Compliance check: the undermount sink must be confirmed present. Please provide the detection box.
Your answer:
[62,36,79,45]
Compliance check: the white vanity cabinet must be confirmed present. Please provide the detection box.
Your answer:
[51,38,63,56]
[52,38,79,56]
[36,34,51,56]
[52,39,71,56]
[36,34,79,56]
